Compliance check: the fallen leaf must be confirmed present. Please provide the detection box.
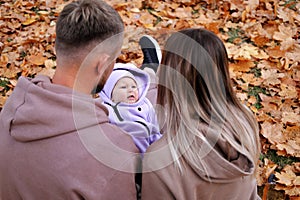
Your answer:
[261,68,285,86]
[273,24,297,41]
[275,169,297,186]
[261,121,286,144]
[28,53,47,66]
[282,112,300,124]
[266,46,286,58]
[22,17,37,26]
[229,60,255,72]
[278,84,298,99]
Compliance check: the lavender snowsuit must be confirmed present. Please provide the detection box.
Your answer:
[99,63,162,154]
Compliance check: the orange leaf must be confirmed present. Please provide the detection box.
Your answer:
[229,60,255,72]
[266,46,286,58]
[251,36,270,47]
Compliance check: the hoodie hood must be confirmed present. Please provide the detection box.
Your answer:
[1,75,109,142]
[193,137,255,183]
[99,63,150,106]
[143,132,255,184]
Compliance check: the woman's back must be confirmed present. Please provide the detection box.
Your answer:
[142,134,259,200]
[141,28,261,200]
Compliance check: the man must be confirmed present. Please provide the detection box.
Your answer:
[0,0,139,199]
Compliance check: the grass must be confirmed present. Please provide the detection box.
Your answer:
[248,86,267,109]
[260,149,299,170]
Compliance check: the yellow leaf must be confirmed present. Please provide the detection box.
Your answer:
[28,53,47,66]
[22,18,37,26]
[143,23,153,29]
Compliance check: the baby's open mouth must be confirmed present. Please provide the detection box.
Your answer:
[128,95,136,100]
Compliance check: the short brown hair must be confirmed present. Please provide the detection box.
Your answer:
[55,0,124,54]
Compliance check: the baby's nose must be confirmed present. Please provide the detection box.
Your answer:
[128,87,135,92]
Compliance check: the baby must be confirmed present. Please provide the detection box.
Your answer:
[99,63,162,154]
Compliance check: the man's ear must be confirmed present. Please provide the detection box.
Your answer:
[96,54,111,75]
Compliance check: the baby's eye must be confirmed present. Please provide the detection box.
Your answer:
[120,86,127,89]
[132,86,137,89]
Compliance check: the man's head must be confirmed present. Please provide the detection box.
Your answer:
[53,0,124,94]
[55,0,124,57]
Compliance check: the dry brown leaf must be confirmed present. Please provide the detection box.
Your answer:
[174,19,191,30]
[275,169,297,186]
[260,121,286,144]
[248,95,257,105]
[282,112,300,124]
[236,92,248,102]
[284,126,300,143]
[275,184,300,197]
[273,24,297,41]
[278,84,298,99]
[261,68,285,86]
[138,12,156,28]
[259,93,282,106]
[276,142,300,157]
[286,45,300,62]
[44,59,56,69]
[234,43,262,60]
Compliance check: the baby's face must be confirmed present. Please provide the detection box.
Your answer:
[111,77,139,104]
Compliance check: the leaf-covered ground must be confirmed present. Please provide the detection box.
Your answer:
[1,0,299,199]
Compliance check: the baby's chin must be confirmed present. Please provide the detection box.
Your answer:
[126,98,138,104]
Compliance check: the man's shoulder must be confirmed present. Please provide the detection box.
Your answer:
[98,122,139,152]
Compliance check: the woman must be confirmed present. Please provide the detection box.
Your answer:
[141,28,261,200]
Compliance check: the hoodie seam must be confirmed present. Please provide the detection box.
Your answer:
[9,78,31,132]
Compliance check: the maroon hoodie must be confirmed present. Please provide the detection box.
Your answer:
[0,75,139,200]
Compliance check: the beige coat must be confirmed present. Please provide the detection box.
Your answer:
[142,134,261,200]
